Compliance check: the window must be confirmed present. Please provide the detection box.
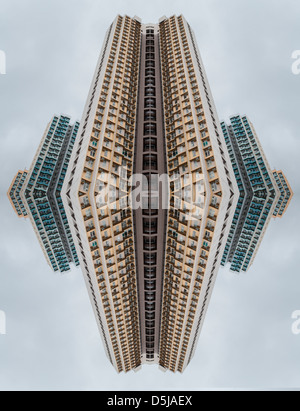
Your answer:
[211,196,218,206]
[211,183,218,192]
[143,138,157,151]
[143,154,157,169]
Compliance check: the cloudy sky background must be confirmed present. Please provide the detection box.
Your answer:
[0,0,299,390]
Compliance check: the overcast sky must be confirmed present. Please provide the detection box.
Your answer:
[0,0,299,391]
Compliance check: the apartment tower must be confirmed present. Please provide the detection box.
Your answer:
[221,115,293,272]
[8,115,80,272]
[61,15,238,373]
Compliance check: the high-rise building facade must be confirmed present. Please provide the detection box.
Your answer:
[7,170,29,218]
[8,115,80,272]
[157,16,238,372]
[272,170,293,218]
[220,115,293,272]
[8,15,293,374]
[61,14,239,373]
